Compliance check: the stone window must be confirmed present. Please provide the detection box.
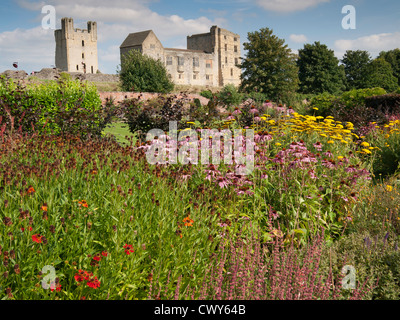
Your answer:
[206,75,210,80]
[193,57,199,67]
[231,68,233,76]
[82,40,84,47]
[76,65,79,71]
[82,53,84,59]
[91,66,94,74]
[235,58,239,65]
[225,57,228,64]
[166,56,173,65]
[234,37,238,42]
[179,73,184,79]
[150,44,156,49]
[224,35,227,40]
[178,56,184,66]
[206,60,212,68]
[193,74,197,80]
[225,44,227,51]
[234,45,238,53]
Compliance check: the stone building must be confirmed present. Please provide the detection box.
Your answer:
[54,17,99,74]
[120,26,241,87]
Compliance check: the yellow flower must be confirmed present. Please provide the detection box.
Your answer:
[275,143,282,146]
[313,107,319,110]
[327,140,334,144]
[362,149,372,154]
[338,156,344,160]
[361,142,370,147]
[386,185,393,192]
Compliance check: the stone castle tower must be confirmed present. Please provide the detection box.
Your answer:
[55,18,99,74]
[120,26,241,87]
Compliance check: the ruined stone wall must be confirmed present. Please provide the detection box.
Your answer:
[55,18,99,74]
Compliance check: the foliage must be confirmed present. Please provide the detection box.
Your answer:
[217,84,243,108]
[341,50,372,90]
[297,41,346,95]
[340,88,387,109]
[378,48,400,87]
[199,89,214,100]
[0,76,106,138]
[239,28,299,103]
[363,58,398,93]
[118,50,174,93]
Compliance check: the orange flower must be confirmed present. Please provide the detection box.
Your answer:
[27,187,35,194]
[78,200,88,208]
[183,216,194,227]
[32,234,43,243]
[41,204,48,212]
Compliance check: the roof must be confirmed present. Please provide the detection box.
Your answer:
[120,30,153,48]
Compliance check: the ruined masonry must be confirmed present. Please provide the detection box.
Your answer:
[120,26,241,87]
[55,18,99,74]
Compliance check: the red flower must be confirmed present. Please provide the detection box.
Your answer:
[101,251,108,257]
[87,277,101,289]
[123,244,134,255]
[32,234,43,243]
[51,283,62,292]
[21,227,32,232]
[92,254,101,262]
[27,186,35,194]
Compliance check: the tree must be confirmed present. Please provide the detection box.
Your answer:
[341,50,371,90]
[239,28,299,103]
[363,58,398,92]
[378,48,400,87]
[118,49,174,93]
[297,41,346,95]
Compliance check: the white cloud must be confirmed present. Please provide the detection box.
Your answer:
[334,32,400,58]
[289,34,308,43]
[0,26,54,72]
[255,0,329,13]
[3,0,226,73]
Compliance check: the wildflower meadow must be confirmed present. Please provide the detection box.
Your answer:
[1,76,400,300]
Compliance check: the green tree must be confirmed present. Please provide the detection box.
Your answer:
[378,48,400,87]
[239,28,299,103]
[341,50,371,90]
[297,41,346,95]
[118,49,174,93]
[363,58,398,92]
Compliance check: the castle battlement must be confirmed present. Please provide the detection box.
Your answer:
[55,17,98,73]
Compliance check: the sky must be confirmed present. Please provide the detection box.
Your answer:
[0,0,399,74]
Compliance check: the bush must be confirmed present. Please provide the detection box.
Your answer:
[365,93,400,115]
[123,94,189,138]
[341,88,387,109]
[309,93,337,117]
[0,76,107,138]
[216,84,243,109]
[118,50,174,93]
[199,90,214,100]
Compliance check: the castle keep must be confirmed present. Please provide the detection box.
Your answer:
[120,26,241,87]
[55,18,99,74]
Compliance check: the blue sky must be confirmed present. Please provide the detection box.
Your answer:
[0,0,399,74]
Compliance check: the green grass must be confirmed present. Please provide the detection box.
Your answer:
[102,122,137,146]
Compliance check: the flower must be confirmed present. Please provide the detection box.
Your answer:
[27,186,35,194]
[87,278,101,289]
[183,216,194,227]
[32,234,43,243]
[41,204,48,212]
[51,283,62,292]
[386,185,393,192]
[123,244,134,255]
[78,200,88,208]
[101,251,108,257]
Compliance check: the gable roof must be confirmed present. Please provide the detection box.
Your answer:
[120,30,153,48]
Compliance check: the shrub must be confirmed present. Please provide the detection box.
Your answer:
[365,93,400,115]
[309,93,337,117]
[216,84,243,109]
[123,94,188,138]
[0,76,107,138]
[118,50,174,93]
[199,89,214,100]
[340,87,387,109]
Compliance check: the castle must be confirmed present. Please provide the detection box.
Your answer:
[54,18,99,74]
[120,26,241,87]
[54,18,241,87]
